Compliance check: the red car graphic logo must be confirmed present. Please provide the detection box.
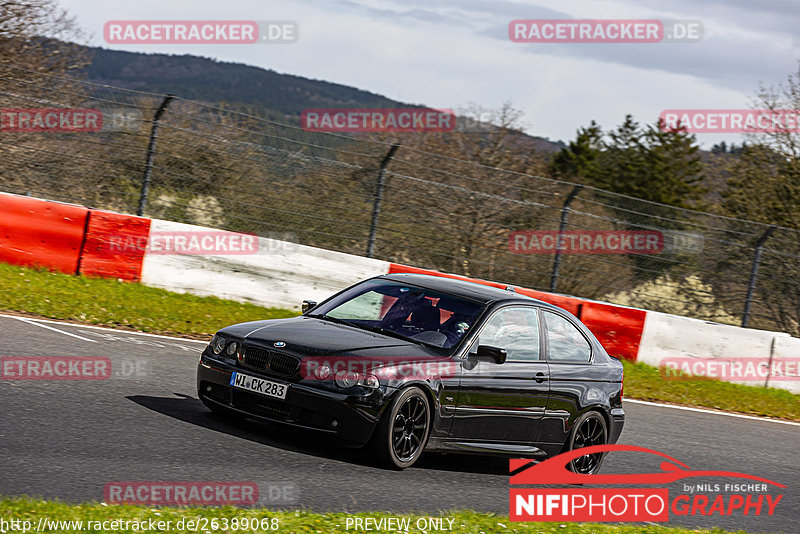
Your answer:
[510,444,785,487]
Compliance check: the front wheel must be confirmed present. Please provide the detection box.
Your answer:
[370,387,430,469]
[564,411,608,475]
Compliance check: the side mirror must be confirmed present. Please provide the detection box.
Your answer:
[476,345,507,364]
[302,300,318,314]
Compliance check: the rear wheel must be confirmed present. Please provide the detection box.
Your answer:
[370,387,430,469]
[565,411,608,475]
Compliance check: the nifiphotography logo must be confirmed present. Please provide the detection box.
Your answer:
[509,444,785,522]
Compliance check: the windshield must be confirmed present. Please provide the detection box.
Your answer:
[309,278,484,350]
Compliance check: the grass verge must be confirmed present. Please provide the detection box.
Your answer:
[0,262,797,421]
[0,263,295,338]
[621,359,799,421]
[0,497,744,533]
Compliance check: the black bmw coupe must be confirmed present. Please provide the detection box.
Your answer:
[197,273,625,470]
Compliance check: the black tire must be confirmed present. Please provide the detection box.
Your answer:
[370,387,430,469]
[564,411,608,475]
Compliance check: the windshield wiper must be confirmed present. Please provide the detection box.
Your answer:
[352,323,402,338]
[313,314,382,332]
[354,323,446,348]
[311,314,351,326]
[314,315,412,341]
[311,314,442,348]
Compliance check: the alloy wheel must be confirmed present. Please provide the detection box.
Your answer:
[569,413,607,474]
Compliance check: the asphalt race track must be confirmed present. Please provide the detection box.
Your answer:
[0,314,797,533]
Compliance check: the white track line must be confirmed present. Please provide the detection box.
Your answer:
[11,316,97,343]
[0,313,207,344]
[625,398,800,427]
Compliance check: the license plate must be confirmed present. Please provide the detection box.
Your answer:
[229,371,287,400]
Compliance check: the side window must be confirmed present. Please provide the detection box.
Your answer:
[477,307,540,361]
[543,311,592,362]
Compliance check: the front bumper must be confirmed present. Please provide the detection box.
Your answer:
[197,353,392,446]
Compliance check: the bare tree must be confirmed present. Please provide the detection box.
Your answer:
[0,0,89,76]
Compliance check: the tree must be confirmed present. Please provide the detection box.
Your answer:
[640,121,705,209]
[333,106,638,299]
[716,64,800,335]
[0,1,93,209]
[554,115,705,209]
[0,0,89,76]
[549,121,602,180]
[547,115,708,292]
[371,103,552,278]
[723,145,800,228]
[723,63,800,228]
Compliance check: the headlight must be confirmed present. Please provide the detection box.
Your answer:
[210,335,227,355]
[314,365,332,380]
[362,374,380,388]
[335,370,358,389]
[334,370,379,389]
[226,341,239,357]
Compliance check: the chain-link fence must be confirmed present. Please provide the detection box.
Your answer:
[1,64,798,336]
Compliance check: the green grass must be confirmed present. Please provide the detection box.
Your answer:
[621,359,800,421]
[0,262,295,338]
[0,262,798,421]
[0,497,744,533]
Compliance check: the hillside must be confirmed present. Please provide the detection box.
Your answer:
[85,47,401,114]
[81,46,564,152]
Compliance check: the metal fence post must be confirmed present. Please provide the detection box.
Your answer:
[137,94,175,217]
[550,185,583,292]
[741,225,776,328]
[764,337,775,388]
[366,143,400,258]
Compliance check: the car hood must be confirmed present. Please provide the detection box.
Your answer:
[217,316,445,360]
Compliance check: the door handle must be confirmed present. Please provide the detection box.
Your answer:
[533,372,548,383]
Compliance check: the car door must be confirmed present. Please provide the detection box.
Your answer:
[450,305,550,444]
[537,310,596,446]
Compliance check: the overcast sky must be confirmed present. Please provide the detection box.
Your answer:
[59,0,799,147]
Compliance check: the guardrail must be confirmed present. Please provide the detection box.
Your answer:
[0,192,150,280]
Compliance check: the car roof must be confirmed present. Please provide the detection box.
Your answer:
[379,273,560,310]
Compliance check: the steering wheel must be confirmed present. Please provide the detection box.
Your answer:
[439,329,462,347]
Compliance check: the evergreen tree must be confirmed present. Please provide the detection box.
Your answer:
[550,115,705,209]
[549,121,602,180]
